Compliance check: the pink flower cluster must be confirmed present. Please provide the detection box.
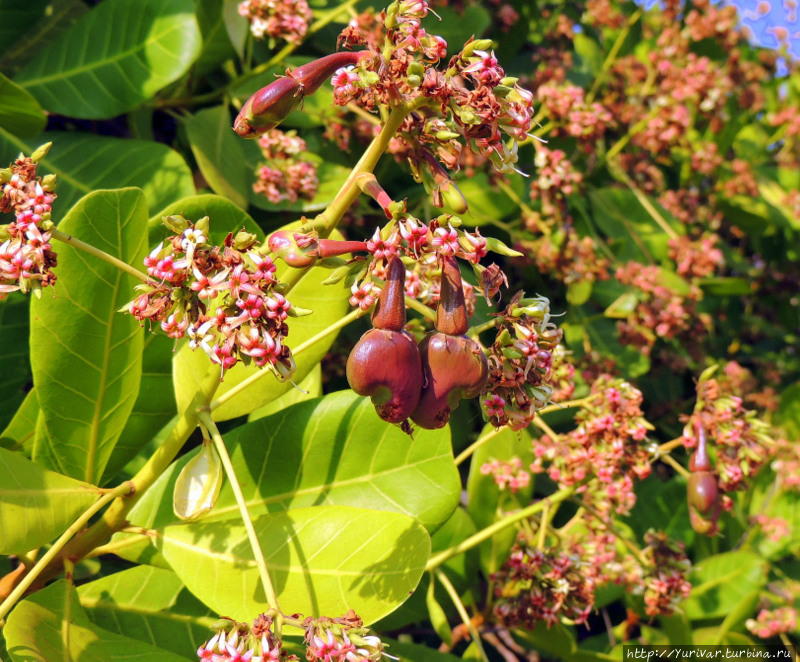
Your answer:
[681,375,775,492]
[615,262,707,355]
[125,216,295,378]
[238,0,312,44]
[531,376,653,516]
[480,457,531,492]
[640,531,692,617]
[536,83,612,142]
[529,147,583,216]
[0,146,58,299]
[481,294,563,430]
[198,611,386,662]
[522,230,610,286]
[746,607,798,639]
[492,543,595,628]
[332,2,535,178]
[253,129,318,204]
[668,234,724,278]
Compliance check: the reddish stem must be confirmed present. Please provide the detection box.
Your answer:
[314,239,368,258]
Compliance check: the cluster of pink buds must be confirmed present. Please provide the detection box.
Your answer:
[124,215,295,379]
[332,1,536,179]
[536,82,612,142]
[480,457,530,492]
[237,0,312,44]
[521,228,610,286]
[530,376,654,516]
[746,607,798,639]
[492,542,595,629]
[303,611,387,662]
[614,261,708,355]
[197,614,291,661]
[667,233,724,278]
[480,294,563,430]
[0,144,58,299]
[639,531,692,617]
[681,369,775,492]
[253,129,318,204]
[529,147,583,218]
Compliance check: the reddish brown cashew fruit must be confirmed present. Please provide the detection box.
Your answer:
[346,256,423,423]
[234,51,369,138]
[687,424,721,535]
[411,255,488,429]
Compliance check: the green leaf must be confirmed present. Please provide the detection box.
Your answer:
[682,551,768,621]
[159,505,431,623]
[185,105,250,209]
[15,0,201,119]
[102,333,177,483]
[776,382,800,440]
[30,188,147,483]
[567,279,593,306]
[0,0,50,54]
[4,580,193,661]
[588,187,677,262]
[77,566,215,658]
[456,173,520,226]
[426,576,453,646]
[0,447,98,555]
[0,389,38,455]
[194,0,237,75]
[172,246,350,422]
[465,424,533,574]
[128,390,460,534]
[0,295,32,432]
[248,363,322,420]
[428,5,490,55]
[0,72,45,137]
[624,475,690,544]
[698,277,753,296]
[383,639,462,662]
[148,193,262,246]
[0,130,195,216]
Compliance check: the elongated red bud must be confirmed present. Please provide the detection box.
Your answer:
[313,239,368,259]
[372,256,406,331]
[347,258,423,423]
[234,77,303,138]
[436,255,468,335]
[689,423,712,472]
[687,422,721,535]
[233,51,369,138]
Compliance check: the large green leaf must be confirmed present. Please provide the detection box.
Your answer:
[30,188,147,483]
[184,105,250,209]
[159,505,431,623]
[0,130,195,216]
[0,389,38,455]
[682,551,768,620]
[0,447,98,555]
[465,424,534,574]
[172,252,350,422]
[588,187,678,263]
[128,390,459,535]
[0,0,50,55]
[4,580,192,662]
[0,72,45,137]
[101,333,177,483]
[15,0,201,119]
[78,566,215,658]
[0,295,31,431]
